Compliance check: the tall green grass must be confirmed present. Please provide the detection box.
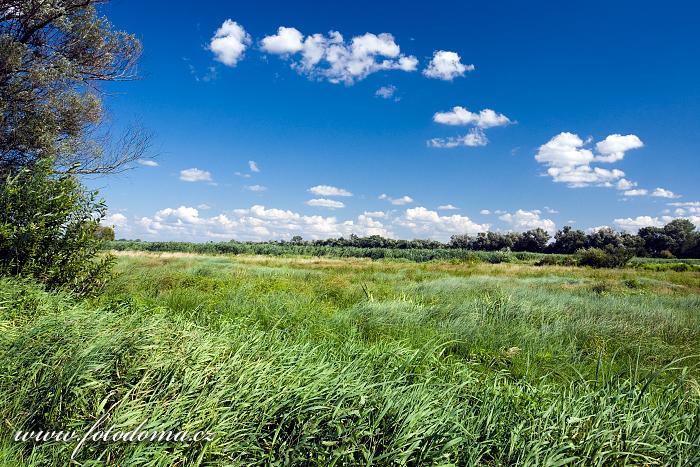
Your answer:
[1,253,699,465]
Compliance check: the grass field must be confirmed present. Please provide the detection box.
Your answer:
[1,251,699,465]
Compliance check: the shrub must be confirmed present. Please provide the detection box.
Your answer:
[575,246,633,268]
[0,161,113,295]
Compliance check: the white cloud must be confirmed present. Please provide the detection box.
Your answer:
[261,28,418,84]
[595,134,644,163]
[586,225,611,234]
[623,189,648,196]
[422,50,474,81]
[395,207,488,238]
[103,213,128,227]
[668,201,700,207]
[137,205,393,241]
[543,206,559,214]
[480,209,491,215]
[197,204,212,210]
[235,171,251,178]
[433,106,511,128]
[137,159,158,167]
[535,132,643,188]
[614,216,663,232]
[651,188,680,199]
[438,204,459,210]
[379,194,413,205]
[375,85,397,99]
[427,127,488,148]
[499,209,556,234]
[306,198,345,209]
[209,20,251,67]
[248,160,260,172]
[244,184,267,192]
[616,178,636,190]
[180,168,212,182]
[260,26,304,54]
[363,211,386,218]
[308,185,353,197]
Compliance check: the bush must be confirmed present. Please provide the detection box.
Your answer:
[575,246,633,269]
[0,161,113,295]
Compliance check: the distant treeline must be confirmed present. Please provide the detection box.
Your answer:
[107,219,700,260]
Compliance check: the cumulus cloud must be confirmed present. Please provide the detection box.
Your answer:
[427,128,488,148]
[260,28,418,84]
[248,160,260,172]
[395,207,488,238]
[480,209,491,215]
[623,189,648,196]
[613,216,663,232]
[306,198,345,209]
[651,188,680,198]
[209,20,251,67]
[244,184,267,192]
[137,205,393,241]
[595,134,644,163]
[379,194,413,205]
[103,213,128,227]
[137,159,158,167]
[669,201,700,207]
[180,168,212,182]
[363,211,386,218]
[438,204,459,210]
[422,50,474,81]
[375,85,397,99]
[535,132,643,188]
[308,185,353,197]
[433,107,511,128]
[260,26,304,54]
[499,209,556,234]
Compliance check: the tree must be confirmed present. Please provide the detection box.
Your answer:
[550,226,587,254]
[95,225,114,241]
[586,227,622,249]
[0,160,114,294]
[512,228,550,252]
[638,226,675,257]
[0,0,149,177]
[662,219,697,257]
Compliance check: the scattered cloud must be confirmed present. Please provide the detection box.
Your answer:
[102,213,128,227]
[433,107,511,128]
[438,204,459,210]
[137,159,158,167]
[499,209,556,234]
[535,132,643,187]
[395,207,488,238]
[480,209,491,215]
[235,171,252,178]
[306,198,345,209]
[197,204,212,210]
[623,189,648,196]
[308,185,353,197]
[651,187,680,199]
[209,20,251,67]
[586,225,611,234]
[422,50,474,81]
[379,194,413,205]
[375,85,397,100]
[363,211,386,218]
[248,160,260,172]
[669,201,700,207]
[137,205,393,241]
[543,206,559,214]
[244,184,267,192]
[180,168,212,182]
[595,134,644,163]
[260,26,304,54]
[613,216,663,231]
[616,178,636,190]
[260,28,418,84]
[427,128,488,148]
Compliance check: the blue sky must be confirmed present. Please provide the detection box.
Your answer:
[93,0,700,241]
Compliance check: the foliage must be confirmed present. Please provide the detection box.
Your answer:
[0,0,148,176]
[0,160,113,294]
[576,245,634,269]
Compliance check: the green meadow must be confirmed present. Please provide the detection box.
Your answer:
[1,251,699,465]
